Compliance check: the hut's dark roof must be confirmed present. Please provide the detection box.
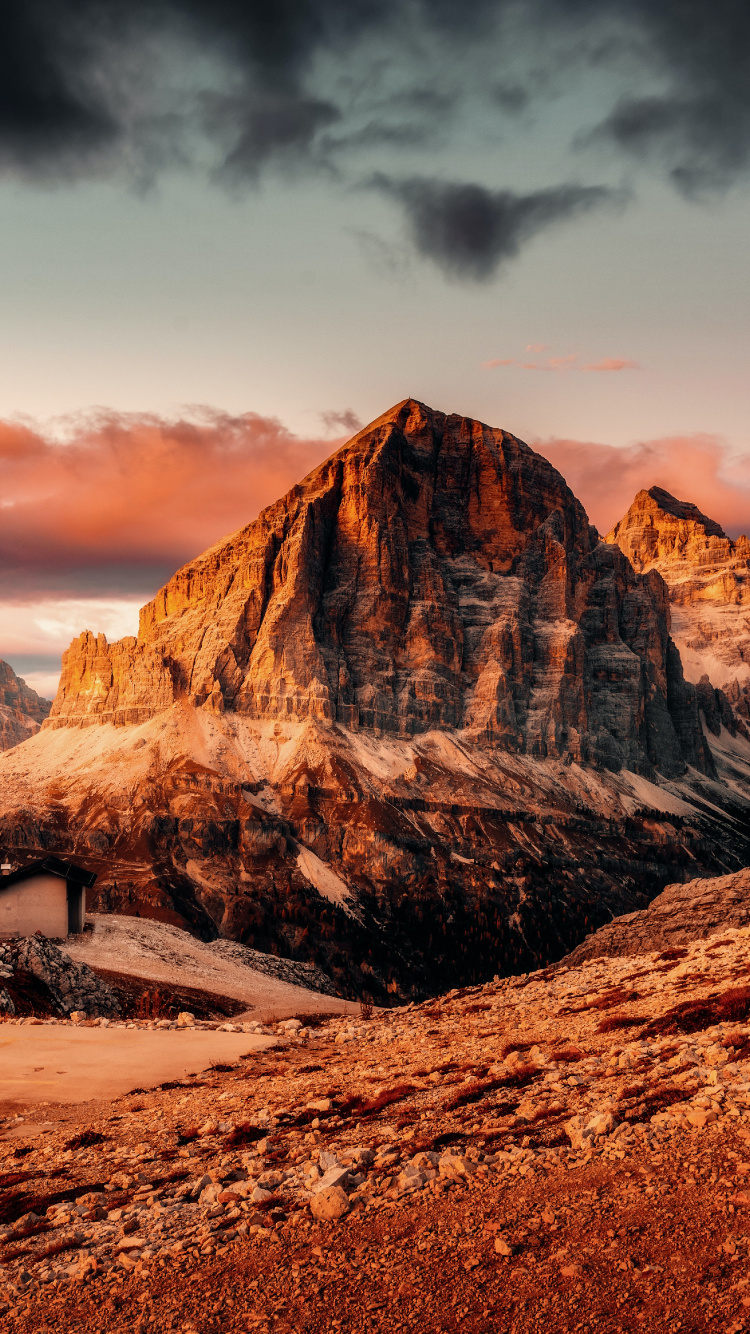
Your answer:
[0,855,97,890]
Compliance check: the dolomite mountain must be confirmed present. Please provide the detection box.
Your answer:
[2,401,750,1000]
[0,659,51,750]
[607,487,750,725]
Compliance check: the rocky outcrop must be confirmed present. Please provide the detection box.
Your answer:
[607,488,750,709]
[0,935,120,1017]
[209,940,340,997]
[564,867,750,964]
[0,659,51,750]
[49,401,712,781]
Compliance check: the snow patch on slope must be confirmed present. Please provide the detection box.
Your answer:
[296,847,358,918]
[616,771,695,817]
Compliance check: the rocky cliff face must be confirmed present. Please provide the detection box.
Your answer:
[607,488,750,722]
[0,659,51,750]
[2,402,747,1000]
[49,401,712,781]
[564,866,750,964]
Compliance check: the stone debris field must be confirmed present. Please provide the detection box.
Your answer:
[4,927,750,1332]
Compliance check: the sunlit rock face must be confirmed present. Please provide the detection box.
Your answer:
[0,659,50,751]
[607,486,750,723]
[48,400,711,780]
[6,404,747,1000]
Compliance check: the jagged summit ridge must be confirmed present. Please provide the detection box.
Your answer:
[48,399,711,779]
[641,486,726,538]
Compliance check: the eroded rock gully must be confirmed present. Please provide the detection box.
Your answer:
[5,922,750,1333]
[3,402,750,998]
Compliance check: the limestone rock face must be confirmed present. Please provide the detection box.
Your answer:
[607,487,750,705]
[0,659,51,750]
[49,400,711,780]
[565,867,750,964]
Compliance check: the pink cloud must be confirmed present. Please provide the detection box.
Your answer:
[0,408,335,600]
[580,358,640,373]
[525,342,548,353]
[535,433,750,538]
[483,354,639,373]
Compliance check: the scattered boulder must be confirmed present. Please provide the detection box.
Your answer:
[309,1186,350,1221]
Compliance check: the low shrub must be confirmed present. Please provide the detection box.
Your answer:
[640,985,750,1038]
[63,1129,108,1151]
[596,1014,643,1034]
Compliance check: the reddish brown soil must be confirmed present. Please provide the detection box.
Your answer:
[6,1136,748,1334]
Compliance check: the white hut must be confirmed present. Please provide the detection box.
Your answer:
[0,856,97,938]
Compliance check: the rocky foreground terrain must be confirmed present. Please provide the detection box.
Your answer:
[0,661,50,751]
[4,918,750,1333]
[3,401,750,1000]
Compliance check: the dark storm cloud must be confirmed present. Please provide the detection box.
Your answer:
[565,0,750,192]
[211,92,341,180]
[0,2,120,174]
[0,1,749,258]
[369,175,622,280]
[587,92,750,196]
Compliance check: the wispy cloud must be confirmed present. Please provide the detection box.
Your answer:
[371,175,623,281]
[580,357,640,372]
[320,409,363,435]
[482,353,639,372]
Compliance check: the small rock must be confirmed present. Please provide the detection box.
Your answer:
[315,1166,350,1192]
[251,1187,274,1204]
[307,1099,332,1114]
[257,1171,283,1190]
[310,1186,350,1221]
[438,1153,471,1179]
[686,1109,718,1128]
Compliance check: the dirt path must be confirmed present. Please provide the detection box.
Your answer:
[0,1028,275,1104]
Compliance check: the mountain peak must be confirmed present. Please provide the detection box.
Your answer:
[607,486,735,572]
[628,486,727,539]
[46,401,713,780]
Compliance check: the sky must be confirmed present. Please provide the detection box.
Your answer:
[1,0,750,700]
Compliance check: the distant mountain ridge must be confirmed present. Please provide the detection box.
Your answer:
[0,659,50,751]
[607,485,750,723]
[2,402,750,999]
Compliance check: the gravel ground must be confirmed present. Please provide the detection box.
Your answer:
[3,924,750,1332]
